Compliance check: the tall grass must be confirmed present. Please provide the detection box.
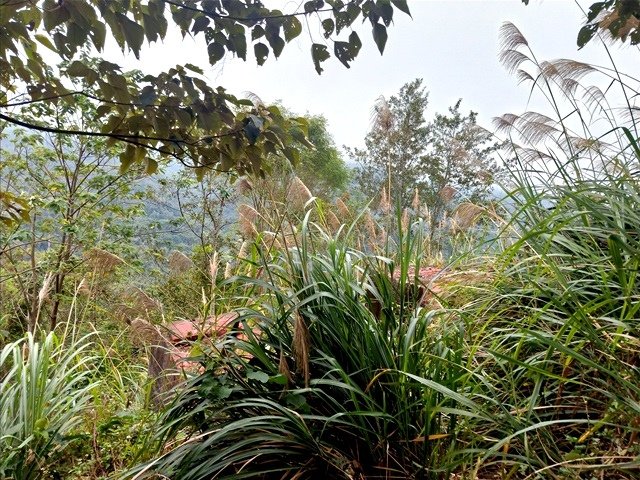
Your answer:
[0,331,98,480]
[129,211,490,479]
[127,23,640,480]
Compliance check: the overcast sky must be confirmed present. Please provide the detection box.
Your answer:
[110,0,638,152]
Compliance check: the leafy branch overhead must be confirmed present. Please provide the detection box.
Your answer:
[521,0,640,47]
[0,0,411,179]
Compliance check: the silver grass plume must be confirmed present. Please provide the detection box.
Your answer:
[168,250,193,275]
[287,176,313,211]
[238,204,259,238]
[335,198,351,219]
[378,186,390,214]
[411,188,420,211]
[292,312,310,388]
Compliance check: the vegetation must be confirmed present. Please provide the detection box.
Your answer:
[1,2,639,480]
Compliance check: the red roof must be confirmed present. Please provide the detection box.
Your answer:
[166,312,239,343]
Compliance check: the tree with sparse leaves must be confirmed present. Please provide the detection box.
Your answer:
[351,79,500,225]
[0,0,410,224]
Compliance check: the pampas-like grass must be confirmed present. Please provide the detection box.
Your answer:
[223,261,233,280]
[287,176,313,211]
[168,250,194,274]
[278,350,293,386]
[378,186,390,214]
[326,210,341,233]
[451,202,484,233]
[411,188,420,211]
[130,317,162,346]
[126,287,162,315]
[209,251,219,293]
[292,312,310,388]
[84,248,124,275]
[238,240,249,260]
[362,210,377,250]
[261,231,283,251]
[438,185,456,204]
[236,178,253,195]
[238,204,259,239]
[335,197,351,219]
[401,208,410,234]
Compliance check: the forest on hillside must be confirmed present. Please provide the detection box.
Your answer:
[1,1,639,479]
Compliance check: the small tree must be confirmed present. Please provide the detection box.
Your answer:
[350,79,500,231]
[350,79,430,207]
[0,100,149,332]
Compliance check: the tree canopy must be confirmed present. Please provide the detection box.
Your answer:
[0,0,410,182]
[351,78,500,215]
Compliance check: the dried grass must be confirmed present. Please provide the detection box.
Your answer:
[439,185,456,204]
[411,188,420,211]
[168,250,193,275]
[130,317,162,346]
[292,312,310,388]
[126,287,162,315]
[84,248,124,275]
[451,202,485,233]
[287,176,313,211]
[326,211,341,233]
[236,178,253,195]
[238,204,259,238]
[378,186,391,214]
[335,198,351,219]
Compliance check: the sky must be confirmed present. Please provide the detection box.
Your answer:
[108,1,639,152]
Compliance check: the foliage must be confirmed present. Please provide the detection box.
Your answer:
[295,114,350,199]
[0,0,410,182]
[130,212,478,479]
[126,23,640,480]
[522,0,640,47]
[0,100,152,332]
[0,331,98,480]
[350,78,500,246]
[351,79,431,207]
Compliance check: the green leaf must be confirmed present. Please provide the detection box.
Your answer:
[184,63,204,74]
[254,42,269,66]
[322,18,334,38]
[372,22,388,54]
[311,43,330,74]
[268,374,289,385]
[34,34,57,53]
[90,21,106,51]
[283,16,302,42]
[391,0,411,17]
[191,15,210,34]
[119,144,136,172]
[304,0,325,13]
[246,370,269,383]
[230,32,247,60]
[334,41,354,68]
[283,146,300,165]
[145,158,158,175]
[379,1,394,26]
[116,14,145,58]
[349,30,362,56]
[208,41,225,64]
[251,25,265,40]
[42,4,70,31]
[577,24,597,49]
[66,60,94,78]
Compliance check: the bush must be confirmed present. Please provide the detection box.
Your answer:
[0,331,97,480]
